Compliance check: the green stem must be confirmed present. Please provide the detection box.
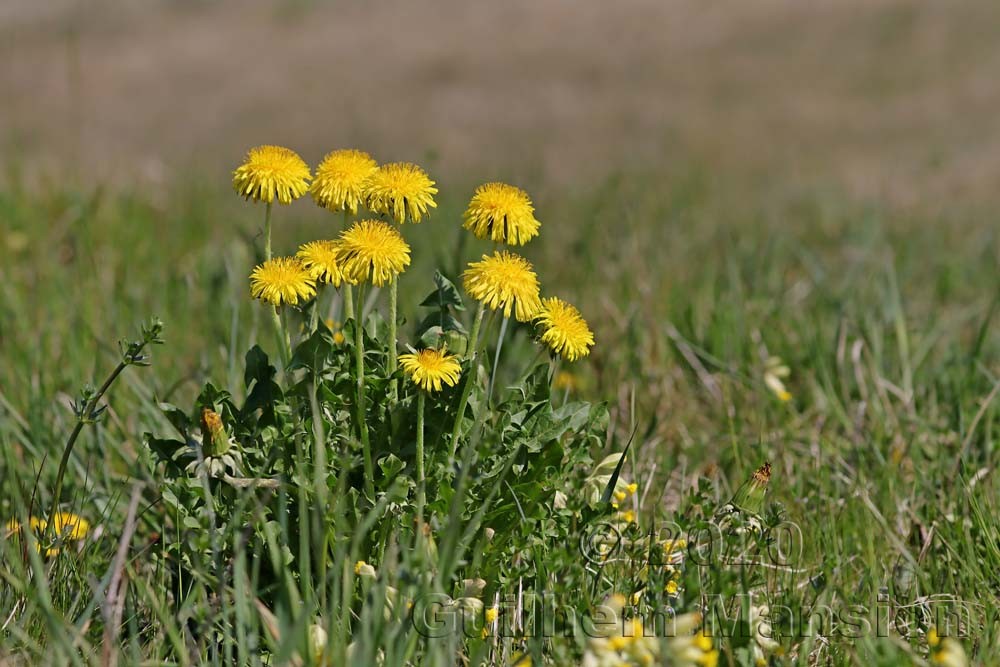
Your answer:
[271,306,289,368]
[309,288,321,334]
[355,290,375,499]
[487,316,509,404]
[263,201,273,261]
[388,278,399,400]
[416,391,426,521]
[449,304,486,458]
[342,285,354,322]
[49,362,128,528]
[341,210,355,321]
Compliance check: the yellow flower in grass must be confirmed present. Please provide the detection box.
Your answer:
[463,182,540,246]
[462,251,542,322]
[335,220,411,286]
[364,162,438,224]
[50,513,90,541]
[250,257,317,306]
[310,149,379,214]
[297,240,344,286]
[233,145,311,204]
[400,348,462,392]
[929,627,969,667]
[535,297,595,362]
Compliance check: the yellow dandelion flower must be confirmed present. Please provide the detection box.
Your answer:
[232,145,311,205]
[335,220,411,286]
[51,512,90,541]
[250,257,317,307]
[310,149,379,214]
[535,297,595,362]
[297,240,344,286]
[485,606,499,624]
[552,370,578,392]
[462,251,543,322]
[364,162,438,224]
[665,580,679,596]
[463,182,540,246]
[399,348,462,393]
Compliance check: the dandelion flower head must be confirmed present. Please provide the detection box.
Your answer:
[400,348,462,393]
[364,162,438,224]
[233,145,311,205]
[310,149,378,214]
[462,251,542,322]
[297,240,345,286]
[535,297,595,361]
[250,257,317,306]
[463,182,540,246]
[335,220,411,286]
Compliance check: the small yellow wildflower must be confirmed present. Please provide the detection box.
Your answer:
[310,149,378,214]
[364,162,437,224]
[462,182,540,246]
[485,606,499,624]
[552,370,578,392]
[665,580,679,596]
[462,251,543,322]
[535,297,595,361]
[250,257,317,307]
[399,348,462,392]
[233,145,311,205]
[626,483,638,495]
[335,220,411,286]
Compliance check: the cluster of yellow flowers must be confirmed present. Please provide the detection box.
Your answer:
[4,512,90,557]
[233,144,596,394]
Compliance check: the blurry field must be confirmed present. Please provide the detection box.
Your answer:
[2,1,1000,665]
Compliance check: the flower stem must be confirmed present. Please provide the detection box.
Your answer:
[49,362,127,529]
[263,201,273,261]
[354,290,375,499]
[341,210,355,321]
[271,306,290,368]
[388,277,399,400]
[449,304,486,458]
[415,391,426,520]
[487,316,509,404]
[309,288,321,333]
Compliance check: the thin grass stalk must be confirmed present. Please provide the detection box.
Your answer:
[355,287,375,499]
[449,304,486,458]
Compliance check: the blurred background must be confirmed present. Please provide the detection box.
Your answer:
[4,0,1000,210]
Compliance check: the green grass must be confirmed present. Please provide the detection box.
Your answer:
[1,164,997,665]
